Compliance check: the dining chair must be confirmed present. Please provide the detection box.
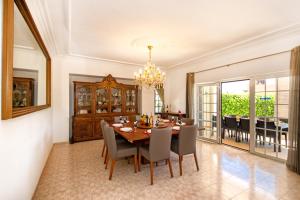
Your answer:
[101,120,108,159]
[225,116,239,141]
[139,127,173,185]
[238,118,250,141]
[181,118,195,125]
[256,119,279,152]
[171,125,199,176]
[101,120,125,166]
[103,125,138,180]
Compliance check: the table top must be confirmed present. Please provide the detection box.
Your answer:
[110,122,179,143]
[110,122,205,143]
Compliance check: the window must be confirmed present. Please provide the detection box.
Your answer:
[154,90,163,113]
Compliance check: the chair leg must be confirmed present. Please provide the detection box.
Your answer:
[109,160,116,180]
[104,148,108,164]
[179,155,183,176]
[150,161,154,185]
[133,155,137,173]
[167,159,174,178]
[193,153,199,171]
[105,155,110,169]
[101,144,106,157]
[138,153,141,172]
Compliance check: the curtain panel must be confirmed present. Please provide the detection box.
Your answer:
[156,88,164,112]
[186,73,195,118]
[287,46,300,173]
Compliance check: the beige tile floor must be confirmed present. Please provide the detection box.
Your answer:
[33,140,300,200]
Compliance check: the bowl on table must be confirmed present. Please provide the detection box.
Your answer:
[172,126,180,131]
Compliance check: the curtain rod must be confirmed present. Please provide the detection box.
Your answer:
[194,50,291,74]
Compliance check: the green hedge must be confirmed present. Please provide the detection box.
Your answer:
[221,94,274,117]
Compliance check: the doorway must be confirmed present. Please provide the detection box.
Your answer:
[221,80,250,151]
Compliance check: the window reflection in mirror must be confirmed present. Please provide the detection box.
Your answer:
[13,3,46,108]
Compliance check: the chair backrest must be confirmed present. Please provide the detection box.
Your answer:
[256,119,265,128]
[178,125,197,155]
[266,121,276,130]
[103,125,117,159]
[100,120,108,145]
[240,118,250,132]
[225,116,237,129]
[266,121,276,136]
[256,119,265,135]
[182,118,195,125]
[149,127,172,162]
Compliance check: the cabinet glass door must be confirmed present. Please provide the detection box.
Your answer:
[110,88,122,113]
[125,89,136,113]
[76,86,93,115]
[95,88,109,114]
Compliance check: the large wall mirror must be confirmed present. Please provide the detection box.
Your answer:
[2,0,51,119]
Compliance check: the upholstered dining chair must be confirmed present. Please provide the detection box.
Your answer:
[171,125,199,176]
[103,125,138,180]
[101,120,125,166]
[181,118,195,125]
[139,127,173,185]
[101,120,108,160]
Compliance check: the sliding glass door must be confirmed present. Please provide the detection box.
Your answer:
[196,84,220,142]
[195,75,289,161]
[254,77,289,160]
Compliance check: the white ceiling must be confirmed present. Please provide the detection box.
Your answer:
[47,0,300,67]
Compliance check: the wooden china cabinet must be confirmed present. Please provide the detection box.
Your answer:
[72,74,139,143]
[12,77,34,108]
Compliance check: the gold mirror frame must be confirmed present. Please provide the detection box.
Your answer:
[2,0,51,119]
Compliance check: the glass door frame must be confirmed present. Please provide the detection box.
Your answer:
[195,71,289,162]
[195,82,222,143]
[250,72,289,162]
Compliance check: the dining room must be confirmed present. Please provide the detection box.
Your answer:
[2,0,300,199]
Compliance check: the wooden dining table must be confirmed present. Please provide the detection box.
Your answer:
[110,122,180,144]
[110,121,205,144]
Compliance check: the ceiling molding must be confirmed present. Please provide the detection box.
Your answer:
[167,23,300,69]
[68,53,146,67]
[14,44,35,50]
[26,0,58,56]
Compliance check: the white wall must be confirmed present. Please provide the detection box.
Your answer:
[0,2,53,199]
[13,47,47,105]
[165,28,300,113]
[52,55,154,143]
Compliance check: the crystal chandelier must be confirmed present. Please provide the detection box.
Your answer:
[134,45,166,89]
